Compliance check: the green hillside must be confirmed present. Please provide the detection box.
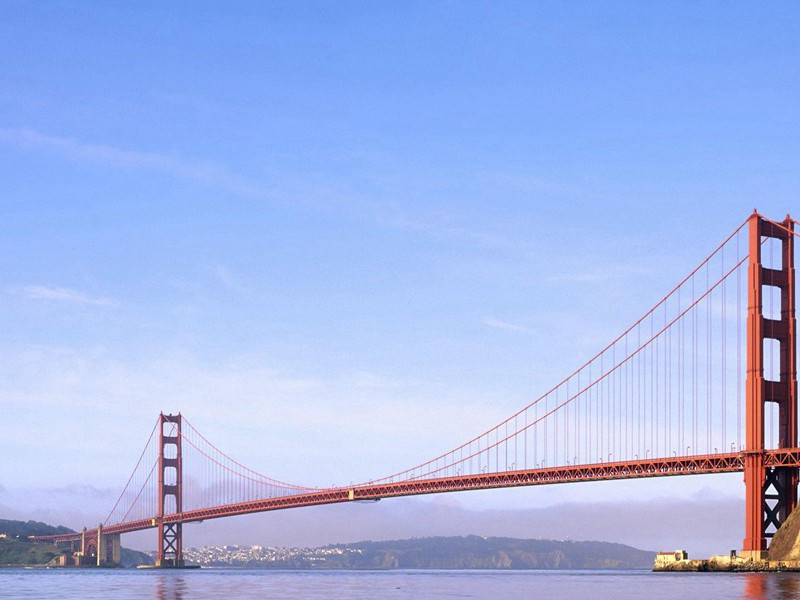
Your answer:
[0,518,152,567]
[0,538,64,566]
[0,519,72,537]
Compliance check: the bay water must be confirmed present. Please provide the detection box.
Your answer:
[2,568,799,599]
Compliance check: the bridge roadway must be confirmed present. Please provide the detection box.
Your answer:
[36,448,800,544]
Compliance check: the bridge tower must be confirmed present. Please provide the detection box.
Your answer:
[743,213,797,559]
[156,412,184,567]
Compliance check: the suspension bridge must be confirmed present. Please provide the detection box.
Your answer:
[33,211,799,567]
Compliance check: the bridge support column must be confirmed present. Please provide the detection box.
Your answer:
[156,412,184,567]
[96,524,103,566]
[94,525,121,566]
[743,213,797,559]
[108,534,121,566]
[97,525,122,567]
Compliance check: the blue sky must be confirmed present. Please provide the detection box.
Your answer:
[1,1,799,549]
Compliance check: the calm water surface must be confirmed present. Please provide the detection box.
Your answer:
[3,568,800,599]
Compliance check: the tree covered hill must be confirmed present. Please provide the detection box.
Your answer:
[0,518,152,567]
[319,536,655,569]
[0,519,73,537]
[329,536,655,569]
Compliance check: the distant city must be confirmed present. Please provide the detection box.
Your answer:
[177,544,361,567]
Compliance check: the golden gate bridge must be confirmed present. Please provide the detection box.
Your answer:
[33,211,798,568]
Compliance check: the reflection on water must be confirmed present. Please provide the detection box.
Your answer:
[744,574,768,600]
[5,569,800,599]
[156,575,187,600]
[743,573,800,600]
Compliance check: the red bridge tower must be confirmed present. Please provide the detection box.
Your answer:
[743,213,797,558]
[156,412,184,567]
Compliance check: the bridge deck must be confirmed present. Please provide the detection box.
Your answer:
[35,448,800,543]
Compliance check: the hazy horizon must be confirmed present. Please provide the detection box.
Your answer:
[2,476,743,557]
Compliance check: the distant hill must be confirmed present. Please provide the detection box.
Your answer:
[120,547,153,567]
[187,536,655,569]
[329,536,656,569]
[0,519,73,537]
[0,518,152,567]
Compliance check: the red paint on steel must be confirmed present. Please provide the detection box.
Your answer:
[743,212,766,553]
[157,413,184,567]
[33,449,800,544]
[743,214,798,554]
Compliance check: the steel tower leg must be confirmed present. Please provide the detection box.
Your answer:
[743,213,797,559]
[156,412,184,567]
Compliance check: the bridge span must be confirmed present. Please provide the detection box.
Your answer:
[32,212,800,567]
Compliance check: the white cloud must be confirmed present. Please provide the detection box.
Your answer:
[547,264,651,284]
[0,127,270,199]
[482,317,535,335]
[0,127,509,248]
[9,285,118,306]
[213,264,248,295]
[0,345,511,489]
